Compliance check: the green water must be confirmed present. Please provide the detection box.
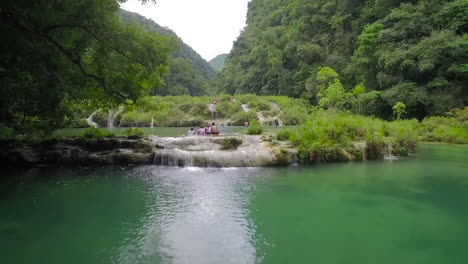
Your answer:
[54,126,289,137]
[1,144,467,264]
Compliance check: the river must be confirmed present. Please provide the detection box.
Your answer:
[0,143,467,264]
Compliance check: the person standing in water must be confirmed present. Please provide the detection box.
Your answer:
[211,122,219,135]
[206,124,212,135]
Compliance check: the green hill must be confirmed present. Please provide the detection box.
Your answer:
[209,54,228,72]
[216,0,468,120]
[120,9,215,96]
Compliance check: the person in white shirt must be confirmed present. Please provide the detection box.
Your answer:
[187,128,194,136]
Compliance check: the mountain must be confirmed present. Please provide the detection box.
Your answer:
[208,54,228,72]
[216,0,468,119]
[120,9,216,81]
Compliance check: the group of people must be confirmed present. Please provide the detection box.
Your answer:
[187,122,219,136]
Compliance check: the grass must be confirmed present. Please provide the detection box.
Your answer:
[67,94,314,128]
[247,120,263,135]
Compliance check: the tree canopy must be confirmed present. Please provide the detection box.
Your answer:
[0,0,172,127]
[216,0,468,119]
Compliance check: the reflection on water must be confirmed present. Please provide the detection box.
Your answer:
[115,167,259,264]
[1,144,468,264]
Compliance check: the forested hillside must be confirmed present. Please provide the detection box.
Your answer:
[209,54,228,72]
[120,9,215,96]
[215,0,468,119]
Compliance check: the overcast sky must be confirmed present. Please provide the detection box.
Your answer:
[121,0,250,61]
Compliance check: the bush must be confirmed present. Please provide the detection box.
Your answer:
[277,130,292,141]
[247,120,263,135]
[232,111,258,125]
[123,127,145,139]
[215,138,243,150]
[420,116,468,144]
[0,123,14,140]
[81,127,115,139]
[248,100,271,111]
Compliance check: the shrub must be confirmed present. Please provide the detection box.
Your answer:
[247,120,263,135]
[81,127,115,139]
[248,100,271,111]
[0,123,14,140]
[215,138,243,150]
[123,127,145,139]
[232,111,258,125]
[277,130,292,141]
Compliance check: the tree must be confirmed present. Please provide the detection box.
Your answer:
[393,102,407,120]
[0,0,171,127]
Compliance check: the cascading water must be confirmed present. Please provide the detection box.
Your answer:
[149,135,283,167]
[150,117,154,128]
[243,102,284,126]
[86,109,101,128]
[208,103,218,120]
[107,106,124,128]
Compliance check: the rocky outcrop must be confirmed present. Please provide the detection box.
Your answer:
[0,135,298,167]
[0,138,154,166]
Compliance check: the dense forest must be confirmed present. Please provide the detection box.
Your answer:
[120,9,216,89]
[215,0,468,119]
[209,54,228,72]
[0,0,172,129]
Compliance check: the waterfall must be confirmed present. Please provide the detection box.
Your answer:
[208,103,218,120]
[86,109,101,128]
[150,117,154,128]
[107,106,124,128]
[148,135,281,167]
[242,103,284,126]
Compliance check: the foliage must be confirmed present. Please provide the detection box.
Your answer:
[81,127,115,140]
[216,0,468,119]
[120,9,215,80]
[1,0,171,130]
[420,116,468,143]
[216,137,243,150]
[287,111,420,163]
[209,54,228,72]
[0,123,14,140]
[277,130,292,141]
[247,120,263,135]
[392,102,407,120]
[123,127,144,139]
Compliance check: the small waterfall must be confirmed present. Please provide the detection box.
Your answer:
[384,143,399,160]
[148,135,279,167]
[108,106,124,128]
[208,103,218,119]
[86,109,101,128]
[243,102,284,126]
[150,117,154,128]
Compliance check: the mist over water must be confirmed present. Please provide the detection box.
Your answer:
[1,144,468,264]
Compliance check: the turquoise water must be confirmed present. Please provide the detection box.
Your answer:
[1,144,467,264]
[54,126,289,137]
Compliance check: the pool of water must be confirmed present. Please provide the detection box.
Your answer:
[54,126,290,137]
[1,144,467,264]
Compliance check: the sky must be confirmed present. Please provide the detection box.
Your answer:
[121,0,250,61]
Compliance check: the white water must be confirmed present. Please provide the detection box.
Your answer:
[150,135,278,167]
[243,103,284,126]
[150,117,154,128]
[86,109,101,128]
[108,106,124,128]
[208,103,217,119]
